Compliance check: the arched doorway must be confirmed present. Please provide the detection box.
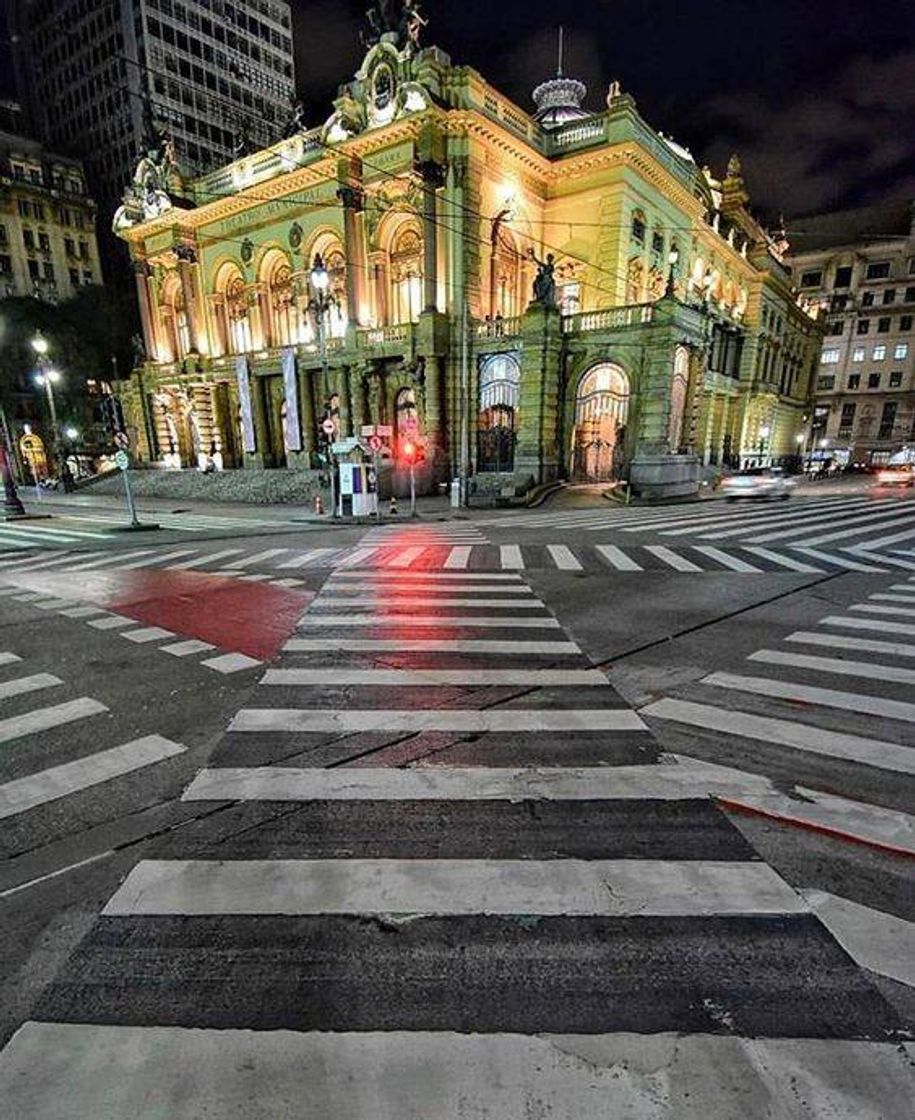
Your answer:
[572,363,630,481]
[477,353,520,473]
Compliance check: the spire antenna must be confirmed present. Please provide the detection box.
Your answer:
[557,26,564,77]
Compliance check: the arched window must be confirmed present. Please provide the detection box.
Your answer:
[668,346,689,451]
[477,353,520,473]
[491,227,523,318]
[631,209,646,246]
[264,255,298,347]
[307,234,348,337]
[160,273,189,362]
[572,362,630,481]
[390,225,422,324]
[226,276,252,353]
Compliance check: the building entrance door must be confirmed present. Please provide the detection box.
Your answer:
[571,363,630,481]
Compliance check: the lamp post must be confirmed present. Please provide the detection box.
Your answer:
[758,423,771,465]
[665,247,679,297]
[31,332,64,483]
[309,254,338,518]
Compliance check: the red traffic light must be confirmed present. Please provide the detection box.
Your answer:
[400,439,426,466]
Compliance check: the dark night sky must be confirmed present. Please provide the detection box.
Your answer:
[293,0,915,220]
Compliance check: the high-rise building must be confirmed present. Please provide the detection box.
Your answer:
[6,0,296,266]
[786,200,915,464]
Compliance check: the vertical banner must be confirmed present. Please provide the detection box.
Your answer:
[282,346,301,452]
[235,355,256,453]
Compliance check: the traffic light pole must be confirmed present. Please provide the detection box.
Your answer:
[409,461,417,517]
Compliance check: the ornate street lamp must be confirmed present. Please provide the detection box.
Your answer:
[31,331,66,485]
[308,254,338,517]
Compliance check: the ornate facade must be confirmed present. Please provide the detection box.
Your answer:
[114,4,823,498]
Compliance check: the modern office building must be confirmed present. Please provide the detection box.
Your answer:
[6,0,296,261]
[0,126,101,300]
[111,2,822,499]
[786,199,915,464]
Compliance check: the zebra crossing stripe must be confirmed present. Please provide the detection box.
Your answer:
[782,509,915,548]
[785,630,915,658]
[444,545,472,569]
[838,519,915,552]
[698,499,879,540]
[168,549,244,569]
[792,547,886,572]
[748,648,915,686]
[743,503,899,544]
[642,697,915,774]
[801,890,915,989]
[229,708,646,733]
[703,669,915,723]
[0,672,61,701]
[260,668,606,686]
[592,544,641,570]
[320,582,532,595]
[311,596,546,609]
[546,545,583,571]
[329,570,521,581]
[297,614,561,628]
[0,697,108,744]
[277,548,339,569]
[102,857,804,917]
[500,544,524,569]
[284,638,580,653]
[820,614,915,636]
[692,546,760,572]
[65,549,156,570]
[386,546,426,568]
[0,651,22,665]
[849,602,915,618]
[644,545,701,572]
[0,734,185,820]
[741,546,824,573]
[335,547,377,568]
[221,548,289,570]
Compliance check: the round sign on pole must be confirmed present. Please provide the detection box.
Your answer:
[321,418,335,435]
[115,450,129,471]
[368,434,383,452]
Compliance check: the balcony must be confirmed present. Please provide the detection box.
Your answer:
[475,316,522,341]
[561,304,655,334]
[355,322,413,356]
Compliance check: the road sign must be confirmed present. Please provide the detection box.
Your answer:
[321,418,336,435]
[114,450,129,471]
[376,425,393,438]
[368,434,383,452]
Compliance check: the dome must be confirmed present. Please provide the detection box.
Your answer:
[532,75,590,128]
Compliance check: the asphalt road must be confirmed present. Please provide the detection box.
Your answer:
[0,483,913,1117]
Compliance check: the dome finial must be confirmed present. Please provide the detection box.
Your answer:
[532,27,590,129]
[557,25,564,77]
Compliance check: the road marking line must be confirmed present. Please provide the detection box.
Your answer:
[311,596,546,609]
[86,614,134,630]
[103,857,803,917]
[847,523,915,551]
[776,510,915,548]
[230,708,646,733]
[850,602,915,618]
[160,639,216,657]
[792,547,887,572]
[116,549,198,570]
[741,546,824,573]
[785,630,915,658]
[335,547,378,568]
[867,592,915,603]
[64,549,156,571]
[0,697,108,743]
[270,577,305,588]
[120,627,175,643]
[386,546,426,568]
[277,548,338,569]
[238,573,272,582]
[444,545,472,569]
[800,890,915,988]
[819,614,915,636]
[546,544,583,571]
[644,545,702,572]
[320,582,533,595]
[222,548,289,569]
[284,638,581,654]
[32,597,79,610]
[642,697,915,774]
[201,653,262,674]
[0,673,62,701]
[329,571,521,582]
[750,647,915,684]
[0,734,185,820]
[697,499,879,540]
[298,614,561,629]
[10,591,47,602]
[0,652,22,666]
[500,544,524,569]
[703,669,915,722]
[167,549,244,569]
[260,667,606,687]
[595,544,643,571]
[57,605,107,619]
[693,546,760,572]
[183,756,775,803]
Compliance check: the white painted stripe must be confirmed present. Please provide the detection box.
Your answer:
[0,697,107,743]
[500,544,524,569]
[785,630,915,659]
[261,667,606,687]
[121,626,175,643]
[386,546,426,568]
[849,602,915,618]
[743,502,898,543]
[444,545,471,569]
[0,651,22,665]
[749,647,915,685]
[201,653,261,674]
[847,522,915,551]
[285,638,580,654]
[230,708,645,733]
[644,545,702,572]
[223,548,289,569]
[800,890,915,988]
[3,1026,909,1120]
[298,614,560,629]
[703,669,915,722]
[819,614,915,636]
[884,583,915,593]
[277,548,338,569]
[86,614,134,630]
[642,697,915,774]
[64,549,156,570]
[32,597,78,610]
[183,756,777,804]
[10,552,82,571]
[167,548,243,569]
[313,596,545,609]
[741,546,824,573]
[11,591,47,602]
[320,582,532,595]
[103,857,802,918]
[595,544,642,571]
[239,573,272,582]
[0,734,185,820]
[0,672,61,701]
[546,544,583,571]
[160,639,216,657]
[335,546,378,568]
[692,546,760,572]
[792,547,886,572]
[329,571,520,581]
[116,549,197,570]
[698,499,880,540]
[772,509,915,547]
[57,605,107,619]
[0,586,28,596]
[860,593,915,603]
[270,578,304,588]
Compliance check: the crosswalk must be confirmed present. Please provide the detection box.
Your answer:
[1,568,910,1116]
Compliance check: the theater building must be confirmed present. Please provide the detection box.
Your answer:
[113,3,822,499]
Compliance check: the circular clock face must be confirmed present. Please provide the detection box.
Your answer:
[372,63,394,112]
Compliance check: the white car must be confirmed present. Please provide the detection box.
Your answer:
[721,467,795,501]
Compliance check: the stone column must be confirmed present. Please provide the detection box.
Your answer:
[350,367,368,434]
[517,302,563,485]
[298,366,317,459]
[717,396,731,466]
[175,243,207,355]
[418,160,446,313]
[252,373,271,467]
[132,259,161,362]
[335,365,352,436]
[337,158,366,327]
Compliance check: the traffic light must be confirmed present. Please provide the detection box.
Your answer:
[400,438,426,466]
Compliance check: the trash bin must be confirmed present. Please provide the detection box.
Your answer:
[450,478,462,508]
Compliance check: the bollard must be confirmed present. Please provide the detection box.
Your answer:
[314,494,324,515]
[389,495,398,516]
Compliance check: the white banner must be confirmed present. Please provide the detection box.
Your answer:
[282,347,301,452]
[235,355,256,454]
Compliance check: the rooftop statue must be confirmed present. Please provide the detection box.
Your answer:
[113,102,179,231]
[363,0,426,51]
[529,250,557,307]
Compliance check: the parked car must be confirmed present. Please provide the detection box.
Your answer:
[873,464,915,487]
[721,466,795,501]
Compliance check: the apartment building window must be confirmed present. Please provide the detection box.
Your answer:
[817,375,835,390]
[820,348,840,364]
[877,317,891,332]
[873,345,886,360]
[800,269,822,288]
[68,268,79,286]
[27,259,39,280]
[883,289,897,305]
[43,262,54,282]
[895,343,909,360]
[866,262,890,280]
[79,242,89,261]
[847,374,861,389]
[0,225,6,245]
[905,287,915,303]
[902,316,914,331]
[0,255,11,275]
[889,371,903,388]
[857,319,870,334]
[852,346,865,361]
[861,291,875,307]
[868,372,881,388]
[64,238,76,257]
[82,270,92,284]
[834,266,852,288]
[838,403,856,437]
[23,229,35,251]
[17,199,30,218]
[879,401,897,439]
[826,321,843,335]
[38,232,51,253]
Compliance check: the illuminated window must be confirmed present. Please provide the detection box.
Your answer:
[852,346,865,361]
[390,225,422,324]
[820,348,840,364]
[873,345,886,360]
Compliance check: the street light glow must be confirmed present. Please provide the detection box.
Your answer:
[30,332,49,356]
[759,425,771,439]
[310,254,329,292]
[65,427,79,440]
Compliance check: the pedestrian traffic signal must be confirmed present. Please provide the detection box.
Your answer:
[400,439,426,466]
